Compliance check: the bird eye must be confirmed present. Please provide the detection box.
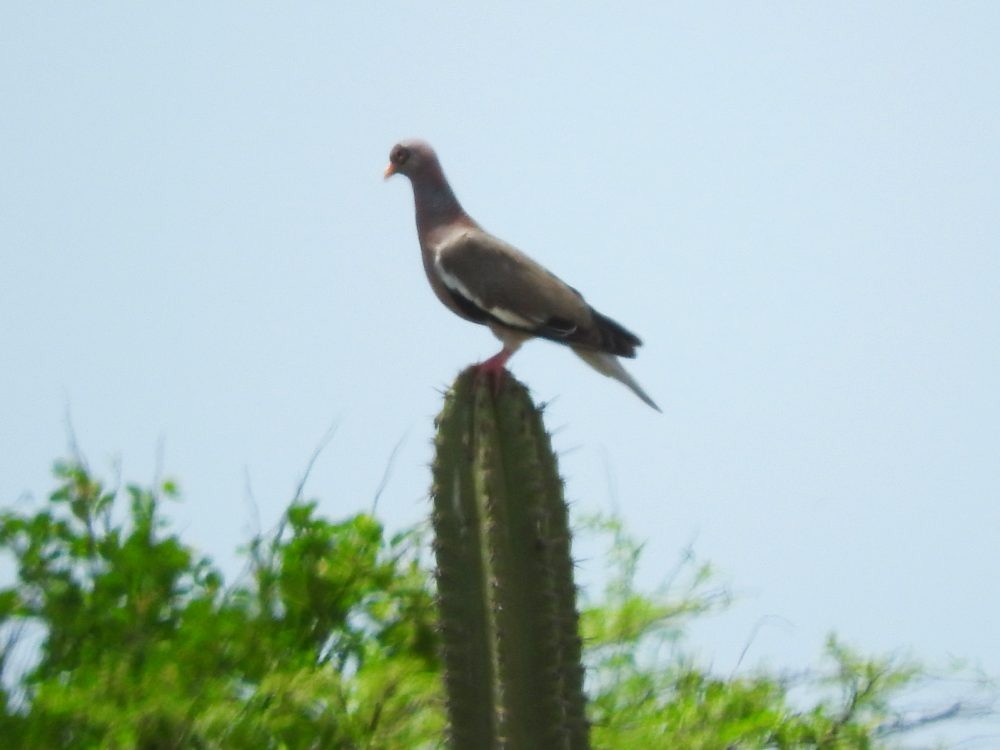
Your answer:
[392,146,410,166]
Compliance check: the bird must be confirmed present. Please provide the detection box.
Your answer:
[384,139,660,412]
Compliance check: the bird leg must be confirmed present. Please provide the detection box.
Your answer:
[476,346,515,395]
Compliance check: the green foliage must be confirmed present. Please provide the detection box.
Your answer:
[578,514,982,750]
[0,461,443,749]
[0,461,987,749]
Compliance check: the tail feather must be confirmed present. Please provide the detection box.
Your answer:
[590,309,642,358]
[572,348,661,412]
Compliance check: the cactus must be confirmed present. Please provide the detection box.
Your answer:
[431,366,590,750]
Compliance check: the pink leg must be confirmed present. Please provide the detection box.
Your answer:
[476,346,515,394]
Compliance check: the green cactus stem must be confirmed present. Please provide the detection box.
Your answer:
[431,367,590,750]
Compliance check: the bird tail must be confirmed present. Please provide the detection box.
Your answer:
[572,348,661,412]
[590,309,642,358]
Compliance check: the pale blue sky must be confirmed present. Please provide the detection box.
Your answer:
[2,3,998,743]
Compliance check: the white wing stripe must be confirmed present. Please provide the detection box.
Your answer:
[434,257,538,329]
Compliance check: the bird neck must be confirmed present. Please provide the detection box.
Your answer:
[412,170,467,235]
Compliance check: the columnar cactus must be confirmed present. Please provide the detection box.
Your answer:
[431,367,590,750]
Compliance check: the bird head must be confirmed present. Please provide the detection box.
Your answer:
[384,140,437,180]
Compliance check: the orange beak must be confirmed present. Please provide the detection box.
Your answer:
[383,162,397,180]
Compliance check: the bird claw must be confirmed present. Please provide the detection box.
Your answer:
[476,350,512,396]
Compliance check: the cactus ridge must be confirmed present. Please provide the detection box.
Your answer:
[431,367,590,750]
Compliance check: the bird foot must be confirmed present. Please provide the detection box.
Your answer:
[476,350,513,396]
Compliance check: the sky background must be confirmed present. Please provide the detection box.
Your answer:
[2,3,998,744]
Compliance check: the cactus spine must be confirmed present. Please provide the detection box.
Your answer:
[432,367,590,750]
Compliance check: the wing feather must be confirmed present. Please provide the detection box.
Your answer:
[432,229,641,356]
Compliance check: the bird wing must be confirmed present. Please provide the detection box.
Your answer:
[432,229,643,357]
[433,229,590,338]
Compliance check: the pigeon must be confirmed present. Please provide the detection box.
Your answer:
[384,139,660,412]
